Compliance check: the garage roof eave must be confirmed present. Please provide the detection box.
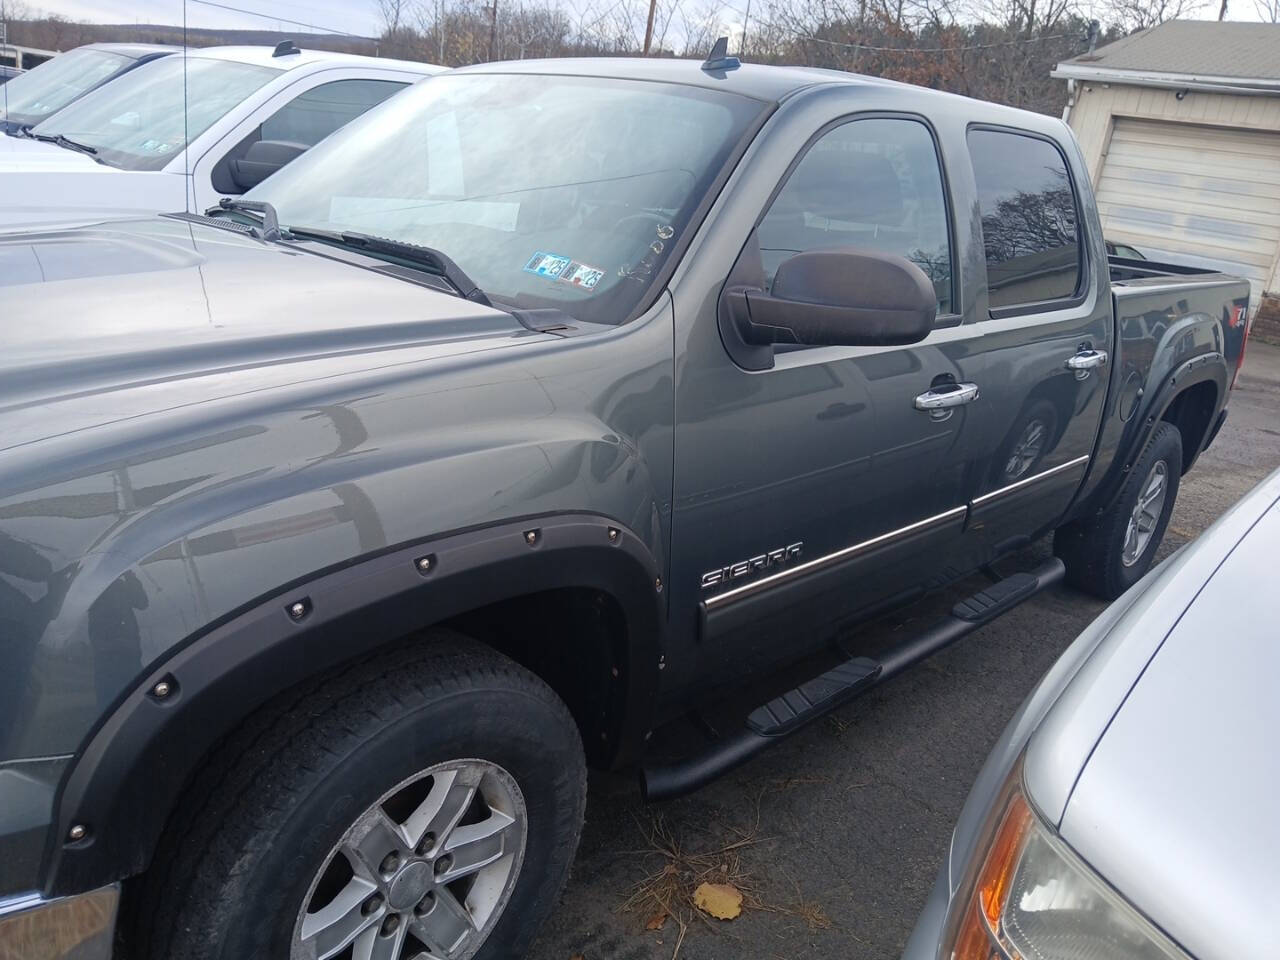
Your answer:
[1052,63,1280,97]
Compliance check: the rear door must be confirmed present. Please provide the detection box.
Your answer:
[963,126,1111,556]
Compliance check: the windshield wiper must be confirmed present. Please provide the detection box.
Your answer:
[212,197,283,242]
[287,226,491,306]
[33,132,99,157]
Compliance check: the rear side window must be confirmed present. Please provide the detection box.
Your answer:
[968,129,1081,311]
[758,117,954,315]
[261,79,407,148]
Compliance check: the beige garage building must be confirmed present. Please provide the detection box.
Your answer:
[1053,21,1280,317]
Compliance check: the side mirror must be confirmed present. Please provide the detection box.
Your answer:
[725,248,938,347]
[228,139,309,192]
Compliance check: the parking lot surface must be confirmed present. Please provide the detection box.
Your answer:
[530,340,1280,960]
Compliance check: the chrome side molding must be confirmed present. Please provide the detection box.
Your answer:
[700,455,1090,611]
[971,454,1090,508]
[702,505,968,609]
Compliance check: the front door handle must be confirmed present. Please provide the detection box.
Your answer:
[914,381,980,421]
[1065,349,1108,380]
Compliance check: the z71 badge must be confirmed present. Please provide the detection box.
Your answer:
[701,543,803,590]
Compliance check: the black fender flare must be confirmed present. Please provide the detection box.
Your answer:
[1074,352,1226,519]
[42,513,664,897]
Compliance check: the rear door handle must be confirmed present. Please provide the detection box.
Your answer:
[1065,349,1108,379]
[914,382,980,421]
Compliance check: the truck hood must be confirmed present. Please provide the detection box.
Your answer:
[0,216,545,454]
[0,148,187,225]
[1056,496,1280,960]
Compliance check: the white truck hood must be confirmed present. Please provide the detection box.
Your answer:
[0,142,187,226]
[1057,500,1280,960]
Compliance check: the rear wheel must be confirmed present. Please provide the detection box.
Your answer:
[1054,421,1182,600]
[131,632,586,960]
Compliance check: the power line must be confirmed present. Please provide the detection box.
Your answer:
[187,0,378,40]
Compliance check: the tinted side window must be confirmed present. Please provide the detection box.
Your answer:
[968,129,1081,310]
[261,79,406,147]
[758,118,953,314]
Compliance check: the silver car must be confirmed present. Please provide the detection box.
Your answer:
[902,466,1280,960]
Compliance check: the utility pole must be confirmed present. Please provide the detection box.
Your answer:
[740,0,752,56]
[488,0,498,61]
[642,0,657,54]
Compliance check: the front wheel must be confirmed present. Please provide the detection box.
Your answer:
[1054,421,1182,600]
[131,633,586,960]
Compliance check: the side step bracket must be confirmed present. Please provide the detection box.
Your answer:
[641,557,1064,801]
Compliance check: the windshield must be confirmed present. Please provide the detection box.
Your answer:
[1,46,132,127]
[32,56,280,170]
[250,72,765,324]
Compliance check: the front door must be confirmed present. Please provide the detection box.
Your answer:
[669,115,986,684]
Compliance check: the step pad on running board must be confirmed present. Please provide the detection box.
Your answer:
[747,657,882,737]
[951,572,1037,623]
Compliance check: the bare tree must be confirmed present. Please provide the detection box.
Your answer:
[1099,0,1207,31]
[1254,0,1279,19]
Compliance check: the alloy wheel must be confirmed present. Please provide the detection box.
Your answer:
[291,759,527,960]
[1122,459,1169,567]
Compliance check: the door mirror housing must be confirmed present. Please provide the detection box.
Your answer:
[228,139,309,192]
[726,248,938,348]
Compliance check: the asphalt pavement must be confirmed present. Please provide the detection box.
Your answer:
[528,340,1280,960]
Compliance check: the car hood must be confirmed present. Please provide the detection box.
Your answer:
[0,216,545,455]
[1055,497,1280,960]
[0,134,101,164]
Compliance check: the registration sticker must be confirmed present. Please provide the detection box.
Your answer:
[523,251,572,280]
[559,261,605,291]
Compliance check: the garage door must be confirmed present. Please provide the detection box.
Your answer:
[1096,118,1280,297]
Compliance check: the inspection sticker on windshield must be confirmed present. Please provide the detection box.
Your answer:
[523,251,572,280]
[559,261,605,291]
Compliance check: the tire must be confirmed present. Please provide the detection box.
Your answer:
[994,399,1059,486]
[129,631,586,960]
[1054,421,1182,600]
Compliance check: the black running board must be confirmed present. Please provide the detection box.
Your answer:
[640,558,1064,801]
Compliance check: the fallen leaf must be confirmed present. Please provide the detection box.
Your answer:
[644,910,668,931]
[569,954,585,960]
[693,881,743,920]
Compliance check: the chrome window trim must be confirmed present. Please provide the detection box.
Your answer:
[971,454,1090,508]
[702,504,969,609]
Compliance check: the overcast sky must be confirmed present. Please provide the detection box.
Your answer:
[13,0,1274,44]
[23,1,385,39]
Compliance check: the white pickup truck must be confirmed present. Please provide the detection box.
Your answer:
[0,43,441,227]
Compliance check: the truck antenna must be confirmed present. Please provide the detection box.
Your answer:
[701,36,740,72]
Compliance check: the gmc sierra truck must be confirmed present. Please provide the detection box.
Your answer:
[0,50,1250,960]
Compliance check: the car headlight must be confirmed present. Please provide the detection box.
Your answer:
[944,765,1190,960]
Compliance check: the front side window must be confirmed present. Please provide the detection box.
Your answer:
[32,56,280,171]
[968,128,1082,311]
[0,46,132,127]
[251,73,766,325]
[261,79,408,148]
[757,117,954,314]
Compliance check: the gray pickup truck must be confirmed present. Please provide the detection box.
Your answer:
[0,51,1251,960]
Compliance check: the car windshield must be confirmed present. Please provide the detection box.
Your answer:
[249,72,766,324]
[1,46,132,127]
[32,55,280,170]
